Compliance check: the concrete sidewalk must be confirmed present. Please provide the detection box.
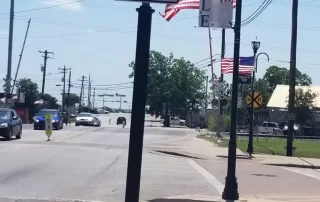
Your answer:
[141,194,312,202]
[148,132,320,169]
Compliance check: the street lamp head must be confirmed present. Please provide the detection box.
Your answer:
[251,40,261,52]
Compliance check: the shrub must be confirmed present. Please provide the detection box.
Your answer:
[208,116,217,132]
[224,114,231,132]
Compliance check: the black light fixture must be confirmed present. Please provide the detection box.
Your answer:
[251,40,261,53]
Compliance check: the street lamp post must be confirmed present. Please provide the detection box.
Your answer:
[247,40,260,158]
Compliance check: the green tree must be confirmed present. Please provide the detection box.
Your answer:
[64,94,80,106]
[16,78,39,105]
[293,88,318,126]
[263,65,312,87]
[15,78,39,120]
[128,50,206,116]
[43,94,59,109]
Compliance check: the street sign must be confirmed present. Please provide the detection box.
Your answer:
[246,91,263,109]
[45,114,53,141]
[116,0,178,3]
[199,0,233,29]
[237,96,242,108]
[239,75,251,84]
[211,99,218,106]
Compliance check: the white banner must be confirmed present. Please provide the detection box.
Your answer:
[199,0,233,29]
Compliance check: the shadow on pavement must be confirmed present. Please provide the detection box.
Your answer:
[147,199,246,202]
[216,155,253,160]
[266,163,320,169]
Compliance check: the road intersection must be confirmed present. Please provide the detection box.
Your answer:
[0,114,319,202]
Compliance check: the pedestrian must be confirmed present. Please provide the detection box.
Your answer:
[109,118,111,125]
[122,120,125,128]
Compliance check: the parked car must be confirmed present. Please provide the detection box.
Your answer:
[34,109,63,130]
[75,113,101,127]
[160,116,186,126]
[258,121,282,135]
[117,117,126,125]
[0,108,22,140]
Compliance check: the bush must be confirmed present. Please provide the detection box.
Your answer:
[224,114,231,132]
[208,116,217,132]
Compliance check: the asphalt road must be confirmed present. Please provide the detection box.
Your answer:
[0,113,320,202]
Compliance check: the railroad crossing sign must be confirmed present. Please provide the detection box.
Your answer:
[246,91,263,109]
[45,114,53,141]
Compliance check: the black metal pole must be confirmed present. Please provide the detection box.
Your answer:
[287,0,298,157]
[247,49,257,157]
[11,18,31,95]
[5,0,14,106]
[41,50,48,98]
[222,0,242,199]
[205,76,208,108]
[124,3,154,202]
[66,70,71,125]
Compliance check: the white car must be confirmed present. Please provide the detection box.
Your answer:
[75,113,101,127]
[258,121,282,135]
[160,116,186,126]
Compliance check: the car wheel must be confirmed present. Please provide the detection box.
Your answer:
[75,124,79,126]
[55,123,60,130]
[16,130,22,139]
[180,122,184,126]
[60,122,63,129]
[34,126,38,130]
[5,128,13,141]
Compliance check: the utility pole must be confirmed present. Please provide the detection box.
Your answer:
[208,28,215,95]
[287,0,298,157]
[66,70,72,125]
[78,76,86,113]
[39,50,54,97]
[87,74,91,108]
[59,66,71,123]
[125,3,154,202]
[5,0,15,106]
[205,76,208,109]
[11,18,31,95]
[93,88,96,109]
[222,0,243,199]
[216,29,226,137]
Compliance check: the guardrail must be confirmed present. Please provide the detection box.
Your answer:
[224,132,320,140]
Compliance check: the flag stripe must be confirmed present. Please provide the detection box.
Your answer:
[160,0,236,21]
[221,57,254,75]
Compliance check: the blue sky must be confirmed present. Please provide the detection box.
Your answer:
[0,0,319,109]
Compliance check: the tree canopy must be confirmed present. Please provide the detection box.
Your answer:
[128,50,207,117]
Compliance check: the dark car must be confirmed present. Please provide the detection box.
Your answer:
[34,109,63,130]
[117,117,126,125]
[0,108,22,140]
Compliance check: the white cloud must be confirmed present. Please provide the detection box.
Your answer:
[41,0,83,11]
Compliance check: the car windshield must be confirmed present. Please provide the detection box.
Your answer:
[78,113,92,117]
[0,110,9,119]
[38,110,58,116]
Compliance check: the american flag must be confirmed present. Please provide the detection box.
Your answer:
[160,0,236,21]
[221,57,254,75]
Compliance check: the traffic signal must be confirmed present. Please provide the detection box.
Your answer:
[5,93,12,99]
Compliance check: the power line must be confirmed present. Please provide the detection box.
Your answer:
[0,0,85,16]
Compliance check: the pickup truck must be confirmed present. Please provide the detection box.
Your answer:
[160,116,186,126]
[258,121,282,135]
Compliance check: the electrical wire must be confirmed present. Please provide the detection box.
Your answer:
[0,0,85,16]
[241,0,273,27]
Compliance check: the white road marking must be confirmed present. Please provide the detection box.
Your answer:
[283,167,320,181]
[147,134,190,144]
[187,159,224,195]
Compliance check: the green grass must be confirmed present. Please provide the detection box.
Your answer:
[198,135,320,158]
